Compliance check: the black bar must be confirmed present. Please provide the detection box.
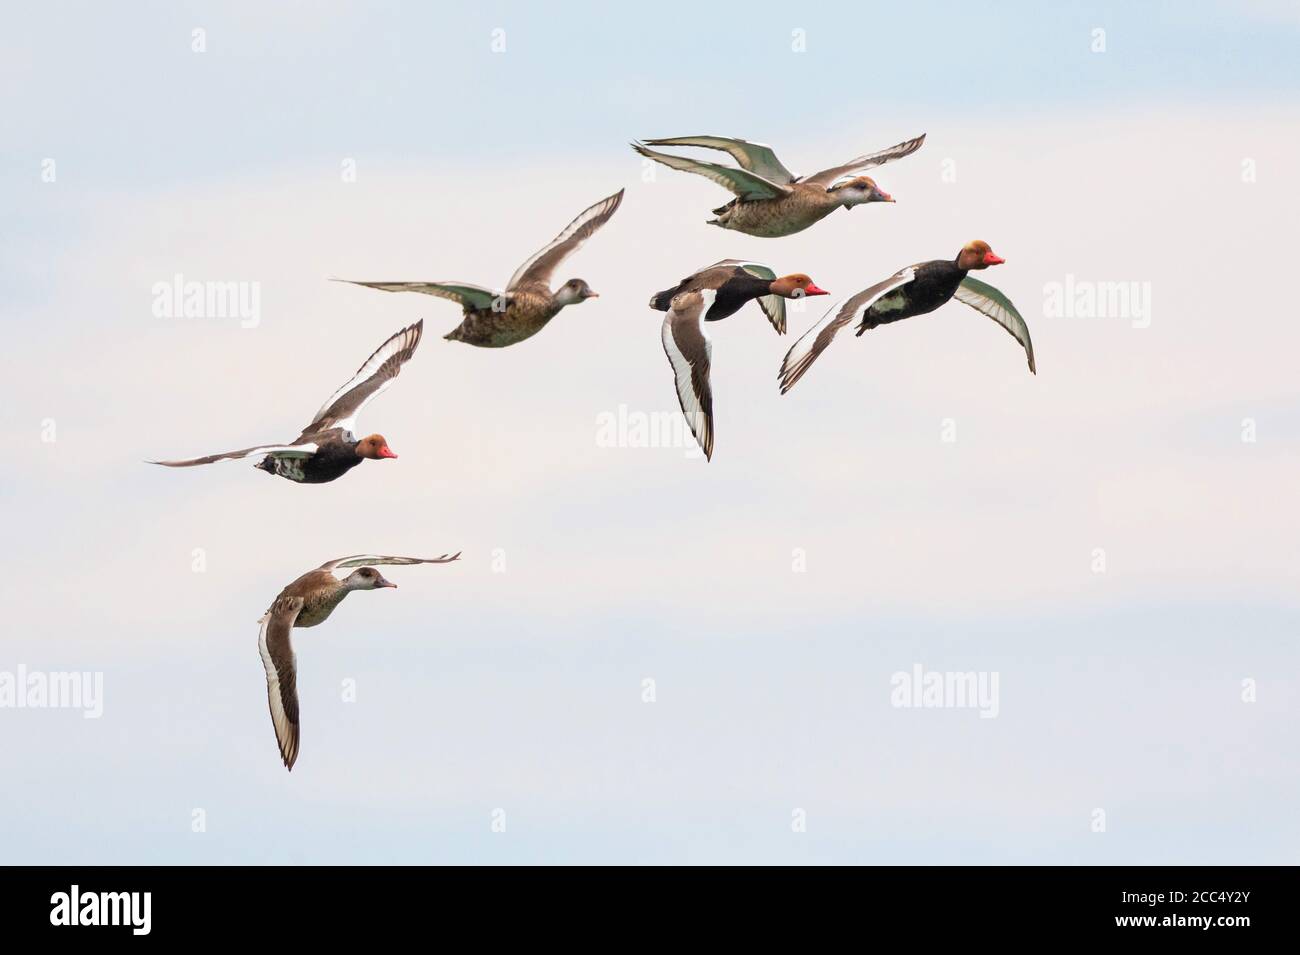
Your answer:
[1,866,1290,940]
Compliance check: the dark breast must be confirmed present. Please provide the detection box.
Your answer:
[706,272,772,322]
[867,259,966,325]
[259,438,361,485]
[651,268,767,322]
[299,446,362,484]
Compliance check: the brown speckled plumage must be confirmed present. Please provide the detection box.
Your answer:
[443,289,562,348]
[708,184,844,238]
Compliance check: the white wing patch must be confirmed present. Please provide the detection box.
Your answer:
[258,598,302,771]
[661,289,715,460]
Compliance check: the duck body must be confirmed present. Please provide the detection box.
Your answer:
[708,184,844,238]
[858,259,966,332]
[443,288,562,348]
[253,430,365,484]
[651,264,776,321]
[268,569,354,627]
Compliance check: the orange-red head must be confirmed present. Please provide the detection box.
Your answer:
[770,273,830,298]
[957,240,1005,270]
[356,434,398,460]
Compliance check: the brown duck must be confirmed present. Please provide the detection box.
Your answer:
[656,260,828,460]
[151,321,422,484]
[631,134,924,237]
[337,189,624,348]
[259,552,461,770]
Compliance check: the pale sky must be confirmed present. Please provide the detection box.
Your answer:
[2,1,1298,864]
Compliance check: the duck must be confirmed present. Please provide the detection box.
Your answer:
[778,241,1036,394]
[657,260,828,460]
[258,552,461,770]
[151,321,422,484]
[337,189,624,348]
[631,134,924,237]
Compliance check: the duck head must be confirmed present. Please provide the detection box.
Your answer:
[769,273,830,299]
[831,176,894,208]
[554,278,600,307]
[956,240,1005,271]
[344,566,398,590]
[355,433,398,460]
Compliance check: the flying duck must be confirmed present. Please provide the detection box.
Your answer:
[631,134,925,237]
[151,321,422,484]
[778,241,1035,394]
[337,189,624,348]
[258,552,461,770]
[657,260,828,460]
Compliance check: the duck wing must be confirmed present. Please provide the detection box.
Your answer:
[641,136,796,184]
[632,143,790,201]
[302,320,423,436]
[333,280,503,311]
[778,269,917,393]
[506,189,624,292]
[801,134,926,188]
[733,261,787,335]
[661,289,716,461]
[258,594,304,771]
[149,442,318,467]
[953,277,1037,374]
[318,553,461,571]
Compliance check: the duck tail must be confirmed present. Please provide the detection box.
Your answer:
[706,218,723,228]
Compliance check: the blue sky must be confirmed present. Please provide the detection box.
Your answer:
[2,1,1298,864]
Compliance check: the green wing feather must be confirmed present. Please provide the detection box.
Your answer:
[954,277,1036,374]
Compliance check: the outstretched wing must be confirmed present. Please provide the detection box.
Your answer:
[801,134,927,188]
[737,261,787,335]
[258,594,304,771]
[150,442,318,468]
[318,553,462,571]
[332,279,502,311]
[507,189,625,291]
[303,320,423,435]
[661,289,716,461]
[641,136,796,184]
[953,277,1037,374]
[778,269,916,394]
[632,143,791,201]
